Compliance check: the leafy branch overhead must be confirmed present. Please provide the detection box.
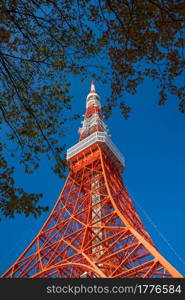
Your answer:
[0,0,184,219]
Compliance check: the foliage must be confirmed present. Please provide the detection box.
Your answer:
[0,0,184,219]
[87,0,185,117]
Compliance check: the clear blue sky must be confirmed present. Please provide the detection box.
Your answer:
[0,76,185,276]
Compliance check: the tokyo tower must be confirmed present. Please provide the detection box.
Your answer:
[2,81,183,278]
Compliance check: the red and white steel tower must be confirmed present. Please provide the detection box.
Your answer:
[2,81,183,278]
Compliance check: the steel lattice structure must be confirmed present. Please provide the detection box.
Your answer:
[2,82,182,278]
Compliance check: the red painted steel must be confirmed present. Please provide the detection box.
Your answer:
[2,82,182,278]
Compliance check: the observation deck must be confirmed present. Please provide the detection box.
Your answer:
[67,131,125,173]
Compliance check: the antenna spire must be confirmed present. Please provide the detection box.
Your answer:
[91,80,95,92]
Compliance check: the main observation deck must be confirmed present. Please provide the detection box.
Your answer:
[67,131,125,173]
